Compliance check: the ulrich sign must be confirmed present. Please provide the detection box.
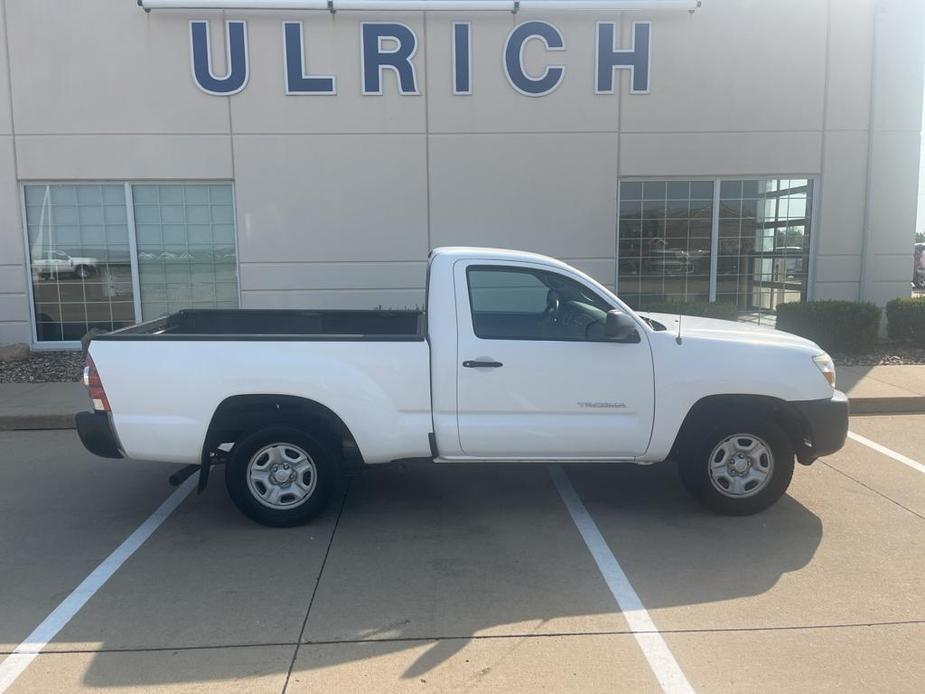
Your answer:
[189,20,652,97]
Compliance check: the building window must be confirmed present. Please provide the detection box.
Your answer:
[132,184,238,320]
[24,184,135,342]
[617,180,715,309]
[617,177,814,320]
[23,182,239,344]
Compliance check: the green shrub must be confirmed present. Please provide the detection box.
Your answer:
[776,301,881,354]
[633,300,739,321]
[886,297,925,345]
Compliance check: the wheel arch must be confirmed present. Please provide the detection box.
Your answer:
[667,394,811,465]
[203,394,360,463]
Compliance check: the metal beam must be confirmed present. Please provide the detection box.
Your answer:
[138,0,701,12]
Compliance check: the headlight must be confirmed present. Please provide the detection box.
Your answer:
[813,353,836,388]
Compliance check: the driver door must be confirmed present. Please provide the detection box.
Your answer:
[454,260,655,459]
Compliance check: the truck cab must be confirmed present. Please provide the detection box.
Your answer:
[428,248,655,461]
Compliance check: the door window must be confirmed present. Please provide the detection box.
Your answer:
[466,266,612,341]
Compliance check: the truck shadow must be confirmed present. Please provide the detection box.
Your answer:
[77,459,822,689]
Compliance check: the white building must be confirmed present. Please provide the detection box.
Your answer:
[0,0,922,346]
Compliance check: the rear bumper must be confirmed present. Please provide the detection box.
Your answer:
[75,411,123,459]
[790,390,849,463]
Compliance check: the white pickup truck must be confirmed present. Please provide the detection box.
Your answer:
[77,247,848,526]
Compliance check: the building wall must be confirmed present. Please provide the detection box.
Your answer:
[0,0,922,344]
[863,0,925,305]
[918,95,925,231]
[0,2,29,344]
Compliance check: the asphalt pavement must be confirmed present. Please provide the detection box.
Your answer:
[0,417,923,693]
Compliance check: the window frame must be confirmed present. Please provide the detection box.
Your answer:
[465,264,617,343]
[19,180,241,349]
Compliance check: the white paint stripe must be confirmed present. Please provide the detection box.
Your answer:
[0,474,198,692]
[547,464,694,694]
[848,431,925,475]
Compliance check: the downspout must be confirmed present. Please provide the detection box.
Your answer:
[858,0,882,303]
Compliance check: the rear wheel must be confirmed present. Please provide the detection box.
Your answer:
[677,415,794,515]
[225,426,335,527]
[75,264,93,279]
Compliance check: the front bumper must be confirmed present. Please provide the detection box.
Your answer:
[75,411,123,459]
[790,390,849,463]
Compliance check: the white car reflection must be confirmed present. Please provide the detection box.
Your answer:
[32,250,99,279]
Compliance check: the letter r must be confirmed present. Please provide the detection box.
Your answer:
[361,23,419,95]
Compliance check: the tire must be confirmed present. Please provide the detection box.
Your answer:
[225,426,335,527]
[75,265,93,279]
[677,414,794,516]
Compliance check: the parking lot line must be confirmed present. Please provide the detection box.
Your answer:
[0,474,198,693]
[547,464,694,694]
[847,431,925,475]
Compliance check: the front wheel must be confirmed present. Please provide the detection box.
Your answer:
[225,426,335,527]
[677,416,794,515]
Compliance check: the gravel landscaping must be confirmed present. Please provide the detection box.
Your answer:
[832,347,925,367]
[0,351,85,383]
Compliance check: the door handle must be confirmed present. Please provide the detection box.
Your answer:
[463,360,503,368]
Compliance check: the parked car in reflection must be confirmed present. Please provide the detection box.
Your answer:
[647,248,694,275]
[914,243,924,289]
[775,246,806,280]
[32,250,99,279]
[639,239,711,276]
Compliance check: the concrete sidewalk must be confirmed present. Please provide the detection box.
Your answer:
[0,382,88,431]
[838,365,925,414]
[0,366,924,431]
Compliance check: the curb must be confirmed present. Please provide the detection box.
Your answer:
[1,396,924,432]
[848,397,925,416]
[0,414,77,431]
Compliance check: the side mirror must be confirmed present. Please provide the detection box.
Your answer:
[606,309,638,341]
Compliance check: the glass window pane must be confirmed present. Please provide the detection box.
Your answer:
[642,181,667,200]
[50,185,77,205]
[666,181,690,199]
[667,198,689,216]
[131,183,239,321]
[620,200,642,220]
[620,182,643,201]
[209,185,234,204]
[742,180,760,198]
[720,180,742,199]
[690,181,714,199]
[24,184,134,342]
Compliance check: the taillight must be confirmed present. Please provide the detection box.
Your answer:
[84,354,111,412]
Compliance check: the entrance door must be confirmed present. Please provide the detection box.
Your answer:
[455,261,655,459]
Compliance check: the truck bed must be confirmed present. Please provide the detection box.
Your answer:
[94,309,424,341]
